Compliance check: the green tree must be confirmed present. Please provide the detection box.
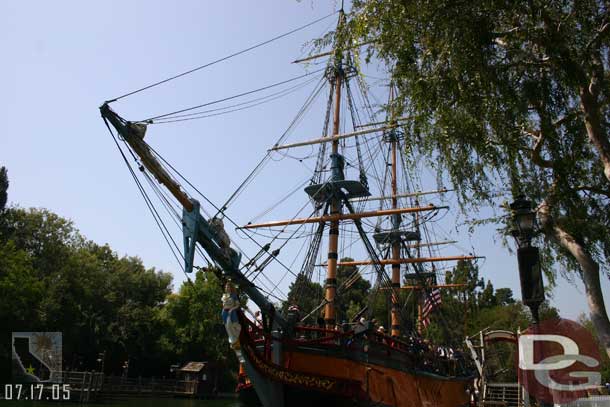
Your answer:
[336,258,371,322]
[431,260,485,340]
[345,0,610,358]
[283,258,371,323]
[495,288,516,306]
[427,262,557,380]
[479,280,497,309]
[158,270,237,388]
[0,166,8,210]
[0,207,173,377]
[0,241,43,325]
[0,207,82,280]
[99,251,172,376]
[579,313,610,382]
[0,239,44,380]
[283,273,324,320]
[445,259,484,306]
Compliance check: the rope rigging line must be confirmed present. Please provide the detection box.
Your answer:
[275,93,333,308]
[150,76,321,124]
[344,79,368,190]
[143,140,302,283]
[141,170,183,226]
[310,79,334,186]
[106,11,338,103]
[245,207,318,283]
[143,167,218,278]
[141,68,326,123]
[244,176,349,284]
[119,126,258,273]
[288,58,388,311]
[401,241,459,345]
[217,75,327,216]
[294,206,328,301]
[102,117,191,282]
[400,142,448,264]
[353,75,386,199]
[342,199,393,291]
[250,172,373,306]
[248,175,312,223]
[119,141,188,265]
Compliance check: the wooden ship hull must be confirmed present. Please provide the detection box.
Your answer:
[238,315,472,407]
[237,362,262,406]
[237,383,262,407]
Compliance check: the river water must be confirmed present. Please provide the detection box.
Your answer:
[1,397,241,407]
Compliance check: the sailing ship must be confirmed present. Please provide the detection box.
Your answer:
[100,10,481,407]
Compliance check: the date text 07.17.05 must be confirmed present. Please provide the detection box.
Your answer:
[4,384,71,401]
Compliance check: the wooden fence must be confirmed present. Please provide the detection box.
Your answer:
[102,375,199,397]
[49,371,105,402]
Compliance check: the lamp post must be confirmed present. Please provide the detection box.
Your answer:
[96,351,106,375]
[510,195,545,324]
[122,359,129,378]
[170,364,180,379]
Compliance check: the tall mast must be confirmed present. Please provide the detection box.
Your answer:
[324,12,344,328]
[389,85,402,338]
[324,61,343,328]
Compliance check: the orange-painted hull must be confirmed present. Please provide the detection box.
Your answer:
[284,349,471,407]
[240,322,473,407]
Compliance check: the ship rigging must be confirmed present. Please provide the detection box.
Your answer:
[100,9,482,407]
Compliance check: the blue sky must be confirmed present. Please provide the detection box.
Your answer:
[1,0,607,321]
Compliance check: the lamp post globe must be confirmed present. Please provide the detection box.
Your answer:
[509,195,536,246]
[509,194,544,324]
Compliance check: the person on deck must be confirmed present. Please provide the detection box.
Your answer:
[377,326,387,345]
[287,304,301,323]
[254,310,263,328]
[354,317,368,335]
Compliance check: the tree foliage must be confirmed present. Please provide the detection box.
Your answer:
[0,205,239,389]
[0,166,8,210]
[345,0,610,357]
[427,260,558,381]
[579,313,610,382]
[0,207,174,379]
[335,258,371,322]
[0,157,250,390]
[0,240,43,327]
[283,273,324,321]
[157,270,238,387]
[158,270,232,364]
[283,257,372,323]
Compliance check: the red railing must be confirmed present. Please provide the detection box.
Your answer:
[240,311,467,377]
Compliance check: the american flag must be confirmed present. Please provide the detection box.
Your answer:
[421,288,442,328]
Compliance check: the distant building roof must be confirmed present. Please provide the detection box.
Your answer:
[180,362,206,373]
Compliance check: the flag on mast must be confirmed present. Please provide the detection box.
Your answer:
[421,288,441,328]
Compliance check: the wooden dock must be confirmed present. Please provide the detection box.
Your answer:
[49,371,105,402]
[101,375,199,398]
[39,371,204,402]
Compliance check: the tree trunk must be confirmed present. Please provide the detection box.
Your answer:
[553,226,610,358]
[539,200,610,359]
[579,85,610,183]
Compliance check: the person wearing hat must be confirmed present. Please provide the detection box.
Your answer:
[377,326,387,345]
